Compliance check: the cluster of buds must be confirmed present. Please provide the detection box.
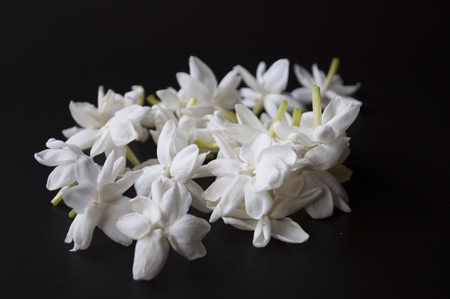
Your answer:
[35,56,360,280]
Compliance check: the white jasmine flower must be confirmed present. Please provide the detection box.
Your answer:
[235,59,304,118]
[63,151,143,251]
[222,187,321,247]
[177,56,241,121]
[116,180,210,280]
[291,63,361,107]
[34,138,86,190]
[135,120,210,212]
[202,131,297,222]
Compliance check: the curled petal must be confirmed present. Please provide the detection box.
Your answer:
[65,204,102,251]
[116,212,152,240]
[253,216,271,248]
[270,217,309,243]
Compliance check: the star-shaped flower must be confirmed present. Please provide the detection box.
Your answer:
[235,59,304,118]
[63,151,143,251]
[116,179,210,280]
[291,62,361,107]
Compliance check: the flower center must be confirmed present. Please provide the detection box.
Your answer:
[161,166,172,178]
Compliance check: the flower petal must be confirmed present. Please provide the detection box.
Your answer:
[65,204,102,251]
[185,180,210,213]
[132,229,169,281]
[215,70,241,105]
[170,144,199,183]
[134,165,163,197]
[129,196,162,223]
[176,72,213,104]
[303,173,333,219]
[97,197,134,245]
[157,119,176,167]
[253,216,271,248]
[202,176,234,202]
[63,182,97,213]
[244,185,273,219]
[239,133,272,165]
[235,104,267,132]
[168,214,210,260]
[293,64,314,88]
[189,56,217,93]
[222,217,258,230]
[116,212,152,240]
[46,162,76,190]
[69,101,101,129]
[234,65,262,92]
[262,59,289,94]
[74,156,100,186]
[270,217,309,243]
[34,149,78,167]
[107,116,138,146]
[305,137,350,171]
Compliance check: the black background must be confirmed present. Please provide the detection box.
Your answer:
[1,0,449,298]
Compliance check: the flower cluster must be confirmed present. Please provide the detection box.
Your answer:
[35,56,360,280]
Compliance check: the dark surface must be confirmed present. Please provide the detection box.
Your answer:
[1,1,449,298]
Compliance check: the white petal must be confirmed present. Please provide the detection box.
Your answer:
[63,182,97,213]
[234,65,262,92]
[262,59,289,94]
[176,72,213,104]
[209,175,249,222]
[253,216,271,248]
[270,217,309,243]
[74,156,100,186]
[129,196,162,223]
[222,217,258,230]
[303,173,333,219]
[134,165,163,197]
[168,214,210,260]
[69,101,101,129]
[185,180,210,213]
[293,64,314,88]
[46,163,76,190]
[107,116,138,146]
[253,158,290,191]
[214,70,241,105]
[271,188,322,219]
[116,212,152,240]
[312,63,325,86]
[97,197,134,246]
[100,170,143,200]
[90,130,108,158]
[156,89,180,112]
[274,173,304,199]
[170,145,199,183]
[202,176,234,202]
[203,159,241,177]
[210,130,239,161]
[258,144,297,166]
[189,56,217,93]
[239,133,272,165]
[244,185,273,219]
[235,104,267,132]
[305,137,350,171]
[157,119,176,167]
[34,149,78,166]
[66,129,100,150]
[65,204,102,251]
[313,125,339,143]
[132,230,169,281]
[256,61,266,84]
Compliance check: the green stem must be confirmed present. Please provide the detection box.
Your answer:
[323,57,340,90]
[146,94,161,106]
[193,140,219,150]
[312,85,322,128]
[252,99,264,116]
[220,108,238,123]
[268,100,289,138]
[51,182,78,206]
[68,209,77,219]
[138,85,145,106]
[126,145,141,166]
[291,108,302,127]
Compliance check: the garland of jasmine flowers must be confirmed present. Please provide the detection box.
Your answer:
[35,56,361,281]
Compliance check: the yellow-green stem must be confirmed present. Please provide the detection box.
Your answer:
[221,108,238,123]
[68,209,77,218]
[138,85,145,106]
[146,94,161,106]
[252,99,264,116]
[186,97,197,108]
[193,140,219,150]
[268,100,289,138]
[331,163,353,179]
[51,182,78,206]
[323,57,340,90]
[312,85,322,128]
[126,145,141,166]
[205,153,215,160]
[291,108,302,127]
